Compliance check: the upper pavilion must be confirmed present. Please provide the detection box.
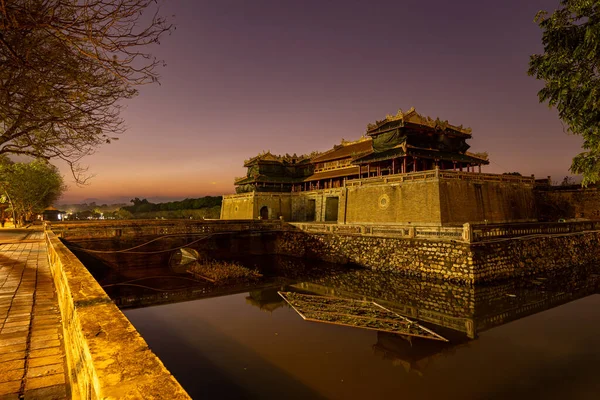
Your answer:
[234,108,489,193]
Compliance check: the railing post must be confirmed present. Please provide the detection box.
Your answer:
[462,223,472,243]
[408,226,415,238]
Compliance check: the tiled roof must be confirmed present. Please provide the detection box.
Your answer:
[354,146,490,165]
[367,107,472,137]
[353,147,406,164]
[302,166,360,182]
[311,140,372,163]
[408,147,490,164]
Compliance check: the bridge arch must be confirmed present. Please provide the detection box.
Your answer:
[169,247,200,273]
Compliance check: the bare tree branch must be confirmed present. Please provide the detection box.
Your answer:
[0,0,173,183]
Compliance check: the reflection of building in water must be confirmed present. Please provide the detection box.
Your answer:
[372,332,470,375]
[290,266,600,339]
[280,267,599,373]
[245,288,288,313]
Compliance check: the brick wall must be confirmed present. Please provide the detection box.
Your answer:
[440,180,536,224]
[344,181,442,224]
[535,186,600,221]
[222,173,537,225]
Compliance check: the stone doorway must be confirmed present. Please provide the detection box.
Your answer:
[260,206,269,220]
[325,197,339,222]
[307,200,316,221]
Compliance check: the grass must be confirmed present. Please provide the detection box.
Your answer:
[188,260,262,284]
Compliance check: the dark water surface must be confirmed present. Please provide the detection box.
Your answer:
[119,262,600,400]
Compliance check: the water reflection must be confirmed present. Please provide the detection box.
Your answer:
[112,257,600,399]
[372,331,470,375]
[245,289,288,313]
[288,267,600,339]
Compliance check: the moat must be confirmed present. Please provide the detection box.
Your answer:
[77,251,600,400]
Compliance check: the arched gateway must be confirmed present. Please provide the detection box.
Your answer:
[260,206,269,220]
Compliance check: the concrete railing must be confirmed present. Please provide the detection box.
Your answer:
[291,220,600,243]
[45,230,190,399]
[47,219,285,239]
[468,220,600,242]
[289,222,464,241]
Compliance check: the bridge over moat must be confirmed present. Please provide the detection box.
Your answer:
[49,219,288,271]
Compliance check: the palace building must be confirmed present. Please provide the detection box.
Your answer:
[222,108,536,225]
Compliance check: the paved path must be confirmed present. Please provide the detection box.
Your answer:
[0,230,69,400]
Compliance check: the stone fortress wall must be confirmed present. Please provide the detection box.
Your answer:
[274,229,600,284]
[535,184,600,221]
[222,170,538,226]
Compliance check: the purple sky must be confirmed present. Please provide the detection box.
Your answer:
[60,0,578,203]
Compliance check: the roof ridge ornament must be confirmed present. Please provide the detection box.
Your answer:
[366,107,472,135]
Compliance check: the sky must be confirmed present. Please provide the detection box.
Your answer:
[58,0,581,204]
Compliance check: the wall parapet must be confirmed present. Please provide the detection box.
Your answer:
[222,192,255,199]
[344,169,535,187]
[47,219,284,239]
[45,230,190,399]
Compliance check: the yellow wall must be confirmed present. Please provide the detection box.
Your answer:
[344,181,442,224]
[221,193,255,219]
[254,193,293,220]
[222,176,536,225]
[439,180,536,224]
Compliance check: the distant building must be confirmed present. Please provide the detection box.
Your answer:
[222,108,536,225]
[42,206,67,221]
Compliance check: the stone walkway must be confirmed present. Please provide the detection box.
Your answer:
[0,231,69,400]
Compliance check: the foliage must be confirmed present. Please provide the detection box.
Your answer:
[502,172,522,176]
[128,206,221,220]
[0,159,66,224]
[114,208,134,220]
[59,202,128,213]
[61,197,222,220]
[0,1,173,181]
[529,1,600,185]
[123,196,223,214]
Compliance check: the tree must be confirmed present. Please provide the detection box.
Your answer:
[114,208,133,220]
[0,159,66,225]
[561,175,576,186]
[0,1,173,182]
[529,1,600,186]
